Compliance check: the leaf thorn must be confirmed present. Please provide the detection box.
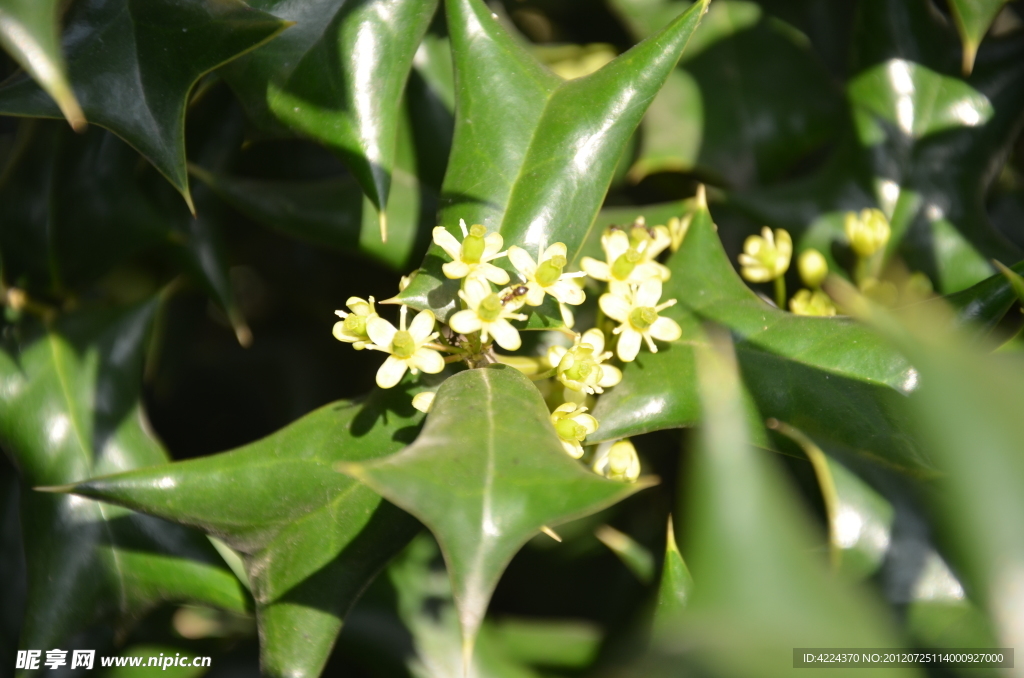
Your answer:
[33,483,78,494]
[540,525,562,542]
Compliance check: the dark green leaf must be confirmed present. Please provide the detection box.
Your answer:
[55,382,427,678]
[0,0,83,129]
[611,0,844,186]
[395,0,708,325]
[0,301,248,652]
[591,203,929,474]
[653,517,693,631]
[0,0,289,211]
[222,0,439,238]
[645,331,912,677]
[768,421,894,580]
[595,524,654,583]
[0,122,170,297]
[341,364,654,664]
[835,285,1024,654]
[948,0,1009,74]
[191,106,439,273]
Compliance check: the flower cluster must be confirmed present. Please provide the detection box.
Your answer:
[332,212,692,484]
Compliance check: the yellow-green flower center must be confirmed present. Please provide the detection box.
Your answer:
[629,306,658,330]
[611,249,642,280]
[555,418,586,442]
[342,314,368,337]
[479,294,504,322]
[535,255,567,286]
[392,330,416,358]
[628,226,652,248]
[462,224,488,263]
[564,359,594,382]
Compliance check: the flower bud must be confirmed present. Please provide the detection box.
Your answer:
[788,289,836,317]
[412,392,435,413]
[797,249,828,288]
[593,440,640,482]
[844,208,890,257]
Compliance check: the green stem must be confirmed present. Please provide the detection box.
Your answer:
[774,276,786,310]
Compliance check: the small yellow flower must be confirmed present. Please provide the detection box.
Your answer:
[548,328,622,395]
[412,391,435,413]
[738,227,792,283]
[599,278,682,362]
[789,289,837,316]
[844,208,890,257]
[550,403,599,459]
[580,224,669,292]
[432,219,509,285]
[593,440,640,482]
[797,249,829,288]
[332,296,378,350]
[449,278,528,350]
[365,306,444,389]
[507,242,586,327]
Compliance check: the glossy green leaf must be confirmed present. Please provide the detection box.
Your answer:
[55,382,427,678]
[948,0,1009,74]
[0,301,248,652]
[591,203,929,474]
[836,287,1024,654]
[0,0,83,129]
[611,0,844,187]
[595,524,654,583]
[769,421,894,580]
[222,0,438,238]
[848,59,993,141]
[341,364,654,665]
[395,0,708,324]
[653,517,693,630]
[0,0,289,211]
[646,332,912,677]
[0,122,171,297]
[191,107,439,273]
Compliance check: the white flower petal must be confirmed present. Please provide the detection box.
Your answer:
[558,302,575,329]
[562,439,584,459]
[548,345,567,367]
[432,227,463,259]
[635,277,663,307]
[542,242,568,260]
[449,309,482,335]
[599,293,631,322]
[507,246,536,277]
[346,297,372,315]
[408,309,436,341]
[574,413,599,434]
[482,232,505,259]
[366,316,397,348]
[412,347,445,374]
[548,280,585,305]
[479,263,510,285]
[442,260,471,279]
[598,363,622,388]
[649,316,682,342]
[489,318,521,350]
[602,230,630,261]
[461,277,492,307]
[581,328,605,354]
[553,402,577,414]
[376,355,409,388]
[580,257,610,281]
[524,282,546,306]
[617,328,642,362]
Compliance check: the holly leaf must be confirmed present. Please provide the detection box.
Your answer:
[340,364,654,667]
[0,122,172,297]
[591,202,930,474]
[653,517,693,632]
[394,0,708,325]
[48,381,428,678]
[641,332,913,677]
[948,0,1010,74]
[0,300,248,653]
[0,0,84,129]
[0,0,289,211]
[221,0,439,240]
